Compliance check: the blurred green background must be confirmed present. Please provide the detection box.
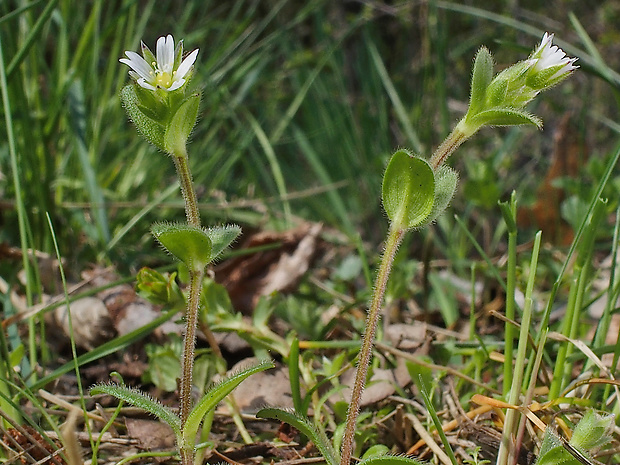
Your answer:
[1,0,619,272]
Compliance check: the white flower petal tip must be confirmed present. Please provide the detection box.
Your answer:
[531,32,578,79]
[120,34,198,92]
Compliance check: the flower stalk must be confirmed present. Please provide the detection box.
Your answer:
[172,150,201,228]
[339,32,577,465]
[179,267,204,426]
[340,225,406,465]
[118,35,243,465]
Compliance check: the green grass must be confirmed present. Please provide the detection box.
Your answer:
[1,1,620,464]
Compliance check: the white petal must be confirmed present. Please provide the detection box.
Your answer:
[168,79,186,91]
[137,78,157,91]
[157,34,175,73]
[120,51,154,80]
[532,32,554,59]
[175,49,199,80]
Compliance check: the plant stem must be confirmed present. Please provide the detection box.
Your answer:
[429,123,468,170]
[503,195,517,397]
[172,148,203,465]
[173,150,201,228]
[340,225,405,465]
[179,268,204,427]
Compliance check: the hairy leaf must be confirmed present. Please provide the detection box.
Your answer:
[91,383,180,436]
[256,407,338,465]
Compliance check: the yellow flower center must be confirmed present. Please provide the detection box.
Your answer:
[156,71,173,88]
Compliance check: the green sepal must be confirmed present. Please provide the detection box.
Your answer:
[90,383,181,437]
[470,107,542,128]
[424,165,458,225]
[485,76,509,107]
[256,407,338,465]
[526,64,568,90]
[204,224,242,261]
[173,40,184,69]
[468,46,494,115]
[164,92,200,155]
[183,360,274,450]
[151,222,212,272]
[382,149,435,230]
[132,83,169,122]
[358,455,424,465]
[120,85,166,151]
[140,41,156,68]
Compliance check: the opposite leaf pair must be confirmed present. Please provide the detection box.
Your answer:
[92,360,274,463]
[382,149,458,231]
[151,223,241,273]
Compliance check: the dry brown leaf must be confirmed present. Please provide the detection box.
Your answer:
[220,360,294,412]
[338,357,411,407]
[215,223,322,313]
[124,418,176,451]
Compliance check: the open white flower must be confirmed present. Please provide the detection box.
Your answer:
[527,32,578,87]
[120,34,199,92]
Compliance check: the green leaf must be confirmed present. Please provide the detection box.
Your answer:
[361,445,390,460]
[136,267,183,307]
[359,455,424,465]
[204,224,242,261]
[142,337,182,392]
[200,278,234,320]
[256,407,338,465]
[382,150,435,230]
[469,47,494,115]
[470,108,542,128]
[537,429,576,465]
[120,85,166,151]
[424,165,458,225]
[183,360,274,449]
[9,344,25,369]
[164,92,200,155]
[288,337,303,415]
[570,410,614,451]
[90,383,181,437]
[151,222,213,272]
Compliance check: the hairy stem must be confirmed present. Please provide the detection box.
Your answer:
[429,123,469,170]
[340,226,406,465]
[172,148,203,465]
[173,150,201,228]
[179,268,203,421]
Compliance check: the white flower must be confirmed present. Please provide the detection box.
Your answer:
[529,32,578,84]
[120,34,199,91]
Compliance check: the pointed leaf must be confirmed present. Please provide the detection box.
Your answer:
[469,47,494,115]
[204,224,242,261]
[359,455,424,465]
[256,407,338,465]
[471,108,542,128]
[537,429,576,465]
[151,222,212,272]
[164,92,200,155]
[91,383,181,436]
[382,150,435,230]
[120,85,166,151]
[570,410,614,451]
[183,360,274,447]
[361,445,390,460]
